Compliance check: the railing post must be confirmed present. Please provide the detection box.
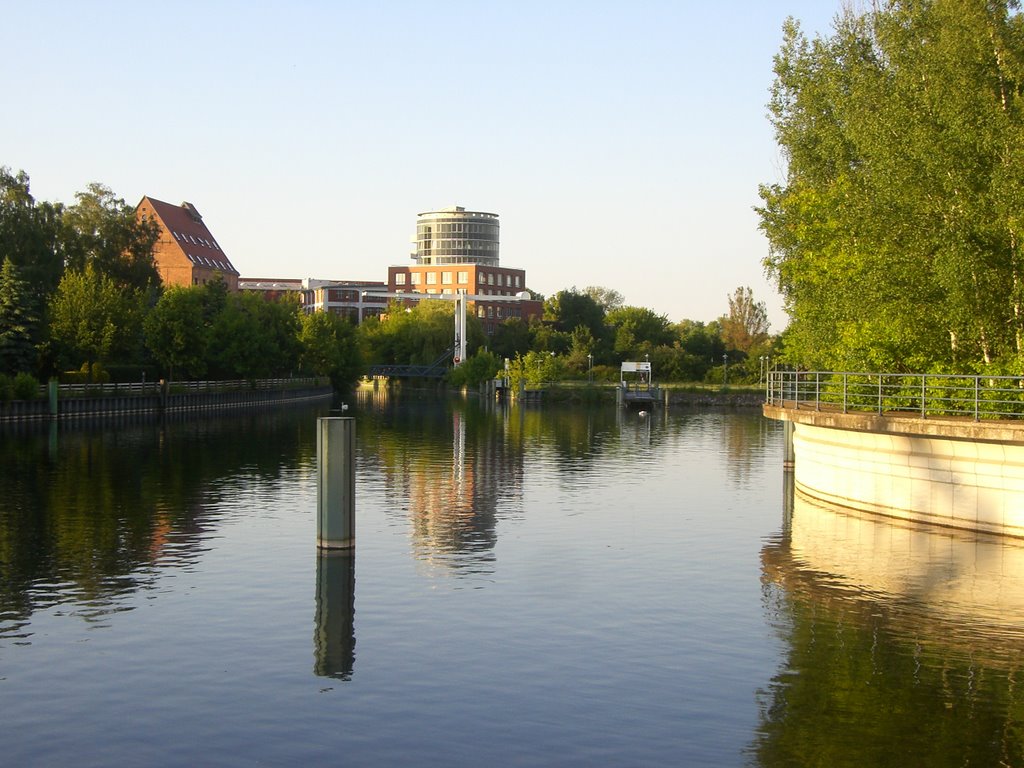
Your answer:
[815,372,820,411]
[921,375,926,419]
[842,373,848,413]
[975,376,980,422]
[878,374,883,415]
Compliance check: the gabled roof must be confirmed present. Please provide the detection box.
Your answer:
[140,196,239,275]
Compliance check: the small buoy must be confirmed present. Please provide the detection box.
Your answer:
[638,410,648,417]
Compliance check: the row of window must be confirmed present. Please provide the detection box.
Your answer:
[186,253,234,271]
[478,306,522,319]
[420,240,499,251]
[418,222,498,236]
[173,230,220,251]
[394,271,521,288]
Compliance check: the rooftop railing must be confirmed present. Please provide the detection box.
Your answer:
[766,370,1024,421]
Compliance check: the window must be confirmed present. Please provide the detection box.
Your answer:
[442,288,452,294]
[487,306,493,318]
[514,275,521,288]
[426,272,437,285]
[411,273,421,285]
[478,273,486,284]
[457,271,468,284]
[395,273,407,285]
[442,272,452,284]
[497,307,504,318]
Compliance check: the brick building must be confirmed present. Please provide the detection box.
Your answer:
[136,196,239,290]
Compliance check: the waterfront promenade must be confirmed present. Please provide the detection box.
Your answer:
[764,370,1024,537]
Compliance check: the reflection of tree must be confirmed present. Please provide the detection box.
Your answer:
[755,491,1024,767]
[0,406,324,639]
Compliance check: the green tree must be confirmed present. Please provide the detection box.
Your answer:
[144,286,209,380]
[0,259,39,374]
[0,168,63,366]
[759,3,1024,371]
[299,311,362,389]
[61,183,161,292]
[447,349,502,388]
[209,292,301,380]
[543,288,606,338]
[605,305,673,359]
[49,264,139,374]
[489,317,533,361]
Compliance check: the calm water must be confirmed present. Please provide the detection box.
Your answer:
[2,392,1023,766]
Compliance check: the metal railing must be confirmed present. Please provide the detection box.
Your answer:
[766,370,1024,421]
[40,377,326,399]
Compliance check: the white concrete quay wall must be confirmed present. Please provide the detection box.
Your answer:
[792,421,1024,537]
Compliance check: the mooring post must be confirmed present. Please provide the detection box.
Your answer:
[783,420,795,471]
[318,416,355,549]
[47,378,58,417]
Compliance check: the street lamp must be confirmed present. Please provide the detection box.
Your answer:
[723,354,728,386]
[587,353,593,383]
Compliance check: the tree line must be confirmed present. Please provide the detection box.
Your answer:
[364,284,775,388]
[760,0,1024,373]
[0,166,775,395]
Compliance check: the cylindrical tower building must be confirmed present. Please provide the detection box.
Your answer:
[413,206,499,266]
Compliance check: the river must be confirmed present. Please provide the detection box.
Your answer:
[1,391,1022,766]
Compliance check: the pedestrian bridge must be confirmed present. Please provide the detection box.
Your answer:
[764,370,1024,538]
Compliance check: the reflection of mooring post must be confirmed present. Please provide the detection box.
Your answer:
[318,417,355,549]
[783,420,795,471]
[314,550,356,679]
[48,378,58,417]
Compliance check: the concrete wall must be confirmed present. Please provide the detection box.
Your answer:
[763,405,1024,537]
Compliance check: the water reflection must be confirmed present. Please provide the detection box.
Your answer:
[0,406,326,642]
[314,551,355,680]
[756,486,1024,766]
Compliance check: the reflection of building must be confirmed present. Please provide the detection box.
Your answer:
[358,391,525,574]
[764,488,1024,645]
[387,206,543,334]
[137,197,240,290]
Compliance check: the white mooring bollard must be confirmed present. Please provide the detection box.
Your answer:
[317,417,355,549]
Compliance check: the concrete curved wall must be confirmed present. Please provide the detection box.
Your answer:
[763,405,1024,538]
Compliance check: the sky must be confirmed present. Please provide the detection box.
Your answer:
[2,1,842,331]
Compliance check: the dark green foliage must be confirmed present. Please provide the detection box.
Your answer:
[299,311,363,390]
[12,372,38,400]
[0,259,38,374]
[61,183,161,292]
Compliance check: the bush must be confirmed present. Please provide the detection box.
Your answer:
[0,374,12,403]
[12,372,39,400]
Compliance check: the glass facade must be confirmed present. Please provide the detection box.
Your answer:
[413,207,499,267]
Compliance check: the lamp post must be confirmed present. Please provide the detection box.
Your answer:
[723,354,728,386]
[587,353,593,383]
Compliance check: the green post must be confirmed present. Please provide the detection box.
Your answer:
[48,378,58,416]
